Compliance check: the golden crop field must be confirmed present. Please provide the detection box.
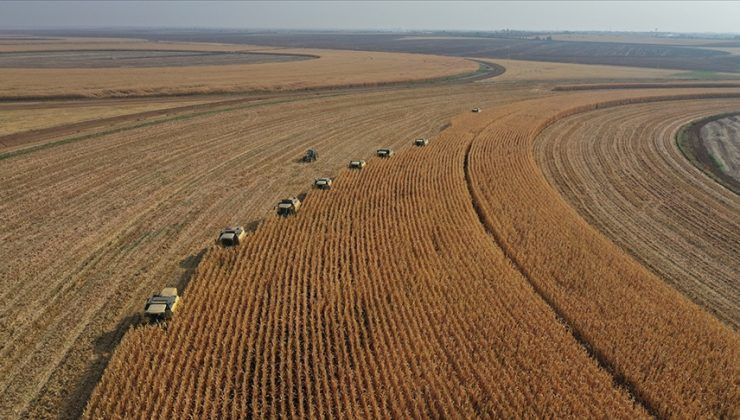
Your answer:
[85,88,740,418]
[1,34,738,419]
[0,40,477,99]
[536,100,740,327]
[0,78,546,418]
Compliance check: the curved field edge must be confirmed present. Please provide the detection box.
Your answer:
[676,112,740,194]
[0,61,502,160]
[467,90,740,417]
[0,45,483,100]
[0,59,493,102]
[533,101,739,328]
[85,98,648,418]
[87,89,739,418]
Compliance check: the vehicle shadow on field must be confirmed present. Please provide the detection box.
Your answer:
[61,247,212,418]
[245,218,262,233]
[61,312,141,419]
[176,247,208,292]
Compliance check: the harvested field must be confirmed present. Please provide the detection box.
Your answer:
[552,82,740,91]
[0,97,217,137]
[2,32,738,418]
[85,94,644,419]
[0,40,478,99]
[126,30,740,73]
[482,58,681,83]
[536,100,740,328]
[0,81,539,419]
[0,49,312,68]
[87,88,740,418]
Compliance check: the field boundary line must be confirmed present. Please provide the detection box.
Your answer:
[552,82,740,91]
[0,58,503,102]
[462,91,740,416]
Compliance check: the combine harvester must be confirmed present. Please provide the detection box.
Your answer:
[348,160,366,169]
[314,177,333,190]
[414,138,429,147]
[376,148,394,158]
[277,197,301,216]
[143,288,180,322]
[217,226,247,247]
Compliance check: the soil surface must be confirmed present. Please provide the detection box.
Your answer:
[700,114,740,184]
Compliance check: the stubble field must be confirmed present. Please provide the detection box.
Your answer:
[0,39,478,99]
[536,100,740,328]
[1,78,541,419]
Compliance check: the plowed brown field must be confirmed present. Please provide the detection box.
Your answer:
[87,88,740,418]
[535,100,740,328]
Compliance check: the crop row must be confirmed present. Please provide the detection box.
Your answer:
[0,83,520,418]
[534,99,740,328]
[85,109,644,418]
[467,90,740,417]
[86,87,739,418]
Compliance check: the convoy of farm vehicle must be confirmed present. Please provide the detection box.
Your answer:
[147,139,411,323]
[148,136,428,324]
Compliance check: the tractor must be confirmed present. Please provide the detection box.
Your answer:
[303,149,318,162]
